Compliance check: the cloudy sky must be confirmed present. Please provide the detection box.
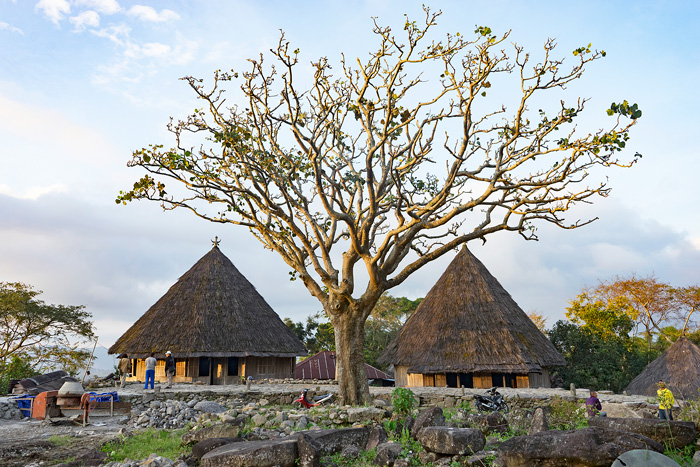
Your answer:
[1,0,699,365]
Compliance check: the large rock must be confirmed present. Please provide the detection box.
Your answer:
[410,407,446,438]
[528,407,549,435]
[495,426,664,467]
[588,417,697,449]
[296,428,369,467]
[373,442,403,466]
[191,438,245,460]
[194,400,226,414]
[416,426,486,455]
[201,436,298,467]
[182,416,246,443]
[366,424,389,450]
[611,449,682,467]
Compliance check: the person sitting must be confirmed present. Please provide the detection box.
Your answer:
[585,390,607,417]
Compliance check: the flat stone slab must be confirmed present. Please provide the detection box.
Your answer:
[612,449,681,467]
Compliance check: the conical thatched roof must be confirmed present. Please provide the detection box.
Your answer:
[624,337,700,399]
[378,246,565,374]
[109,246,307,359]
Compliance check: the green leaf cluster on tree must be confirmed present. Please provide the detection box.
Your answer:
[0,282,95,388]
[117,6,641,404]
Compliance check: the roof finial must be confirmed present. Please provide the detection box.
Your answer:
[212,236,221,248]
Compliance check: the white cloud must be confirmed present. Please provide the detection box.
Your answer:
[127,5,179,23]
[35,0,71,24]
[69,10,100,31]
[130,42,171,59]
[91,23,130,46]
[74,0,121,15]
[0,184,67,200]
[0,21,24,34]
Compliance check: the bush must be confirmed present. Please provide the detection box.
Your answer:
[549,397,588,430]
[390,387,416,417]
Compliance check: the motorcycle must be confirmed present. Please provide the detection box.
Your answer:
[474,387,509,413]
[293,389,333,408]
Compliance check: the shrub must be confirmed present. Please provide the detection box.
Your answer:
[549,397,588,430]
[391,387,416,417]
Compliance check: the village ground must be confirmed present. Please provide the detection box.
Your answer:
[0,381,654,466]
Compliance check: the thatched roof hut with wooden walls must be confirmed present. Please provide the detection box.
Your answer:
[624,337,700,399]
[109,244,307,385]
[378,246,565,389]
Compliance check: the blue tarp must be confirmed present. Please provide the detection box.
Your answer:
[12,394,35,417]
[88,391,119,402]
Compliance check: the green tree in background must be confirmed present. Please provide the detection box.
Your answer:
[119,7,641,403]
[286,292,420,369]
[548,320,646,393]
[0,282,95,378]
[0,354,36,395]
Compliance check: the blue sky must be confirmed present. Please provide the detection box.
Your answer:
[1,0,699,364]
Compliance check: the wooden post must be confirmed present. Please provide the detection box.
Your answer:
[82,338,98,385]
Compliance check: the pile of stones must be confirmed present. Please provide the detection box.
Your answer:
[0,399,25,420]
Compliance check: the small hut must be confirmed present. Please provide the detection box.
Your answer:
[624,337,700,399]
[295,351,389,381]
[379,246,565,389]
[109,244,307,384]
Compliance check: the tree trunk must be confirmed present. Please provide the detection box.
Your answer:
[332,310,370,405]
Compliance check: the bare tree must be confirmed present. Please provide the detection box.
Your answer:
[118,8,641,404]
[674,286,700,336]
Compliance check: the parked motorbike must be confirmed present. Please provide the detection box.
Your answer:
[293,389,333,408]
[474,387,509,413]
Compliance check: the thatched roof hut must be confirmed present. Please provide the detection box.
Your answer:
[379,246,564,388]
[624,337,700,399]
[109,245,306,384]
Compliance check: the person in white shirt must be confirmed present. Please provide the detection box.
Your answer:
[144,353,157,390]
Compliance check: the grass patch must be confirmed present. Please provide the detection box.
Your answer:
[48,434,73,446]
[101,428,190,462]
[322,447,377,466]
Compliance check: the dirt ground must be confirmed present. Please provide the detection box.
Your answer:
[0,414,126,466]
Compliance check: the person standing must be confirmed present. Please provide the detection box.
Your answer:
[117,354,131,388]
[164,351,176,389]
[144,353,157,390]
[657,380,675,420]
[585,390,607,417]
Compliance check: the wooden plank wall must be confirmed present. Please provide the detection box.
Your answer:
[473,374,492,389]
[516,375,529,388]
[527,368,551,388]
